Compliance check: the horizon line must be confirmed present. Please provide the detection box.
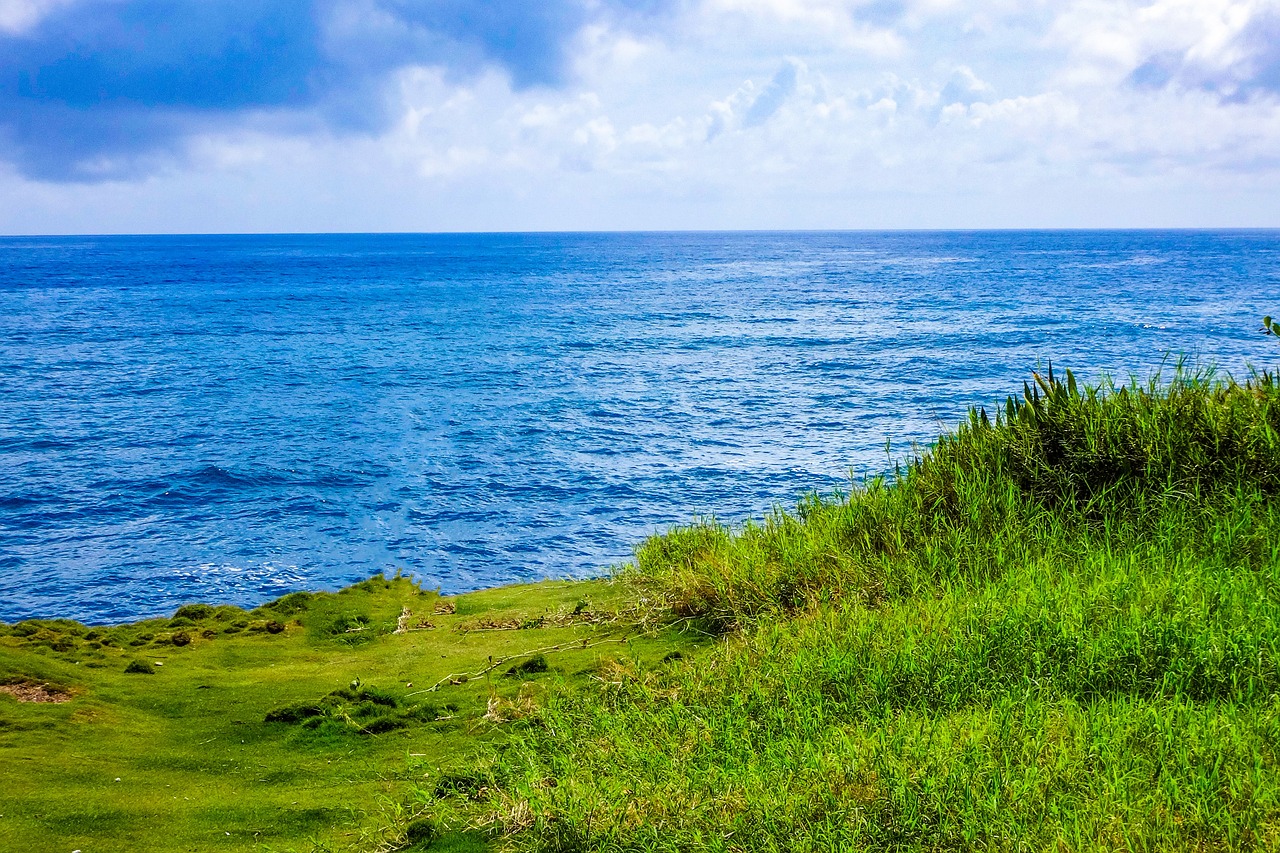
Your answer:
[4,226,1280,239]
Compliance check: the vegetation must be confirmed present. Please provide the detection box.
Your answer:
[0,576,699,852]
[4,364,1280,851]
[424,365,1280,851]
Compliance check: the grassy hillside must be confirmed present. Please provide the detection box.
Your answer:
[5,365,1280,852]
[428,366,1280,851]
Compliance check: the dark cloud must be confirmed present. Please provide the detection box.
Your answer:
[0,0,673,181]
[1127,12,1280,103]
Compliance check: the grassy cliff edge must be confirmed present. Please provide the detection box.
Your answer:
[4,365,1280,851]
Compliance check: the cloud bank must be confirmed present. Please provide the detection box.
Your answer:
[0,0,668,180]
[2,0,1279,229]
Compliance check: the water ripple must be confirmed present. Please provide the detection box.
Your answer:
[1,231,1277,622]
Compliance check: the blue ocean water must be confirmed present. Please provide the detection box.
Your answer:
[1,231,1277,624]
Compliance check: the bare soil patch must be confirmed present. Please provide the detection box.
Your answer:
[0,682,71,703]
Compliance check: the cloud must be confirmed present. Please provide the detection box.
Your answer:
[937,65,991,107]
[4,0,1280,231]
[1127,8,1280,100]
[0,0,673,181]
[0,0,68,34]
[705,58,810,139]
[1052,0,1280,101]
[1167,9,1280,98]
[743,58,803,126]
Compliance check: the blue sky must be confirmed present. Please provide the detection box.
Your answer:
[2,0,1278,232]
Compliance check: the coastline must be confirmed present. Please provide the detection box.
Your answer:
[7,230,1277,630]
[5,366,1280,851]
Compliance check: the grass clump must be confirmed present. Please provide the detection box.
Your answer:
[172,603,214,621]
[260,590,314,615]
[624,365,1280,631]
[429,366,1280,851]
[504,655,550,679]
[264,682,428,737]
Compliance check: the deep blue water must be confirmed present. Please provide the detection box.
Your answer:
[2,231,1278,624]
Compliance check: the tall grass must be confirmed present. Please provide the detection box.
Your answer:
[425,366,1280,851]
[627,365,1280,630]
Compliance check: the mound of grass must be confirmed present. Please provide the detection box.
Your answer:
[172,604,214,621]
[504,655,550,679]
[264,682,439,737]
[424,366,1280,851]
[260,590,314,616]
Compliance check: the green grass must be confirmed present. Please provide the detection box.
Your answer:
[0,575,700,852]
[419,366,1280,851]
[6,365,1280,851]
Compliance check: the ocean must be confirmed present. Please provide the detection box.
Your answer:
[2,230,1277,624]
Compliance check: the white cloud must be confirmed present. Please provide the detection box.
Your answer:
[938,66,992,106]
[706,59,816,138]
[0,0,67,34]
[2,0,1279,231]
[1052,0,1280,97]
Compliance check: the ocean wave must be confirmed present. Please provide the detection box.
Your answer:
[1,231,1275,622]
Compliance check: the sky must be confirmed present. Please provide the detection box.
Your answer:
[1,0,1279,233]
